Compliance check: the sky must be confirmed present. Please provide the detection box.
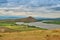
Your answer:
[0,0,60,18]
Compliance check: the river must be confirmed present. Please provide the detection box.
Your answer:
[16,22,60,29]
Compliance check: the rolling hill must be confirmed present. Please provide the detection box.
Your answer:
[0,16,37,22]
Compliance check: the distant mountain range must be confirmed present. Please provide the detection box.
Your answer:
[0,16,37,22]
[0,16,27,20]
[0,16,60,21]
[37,18,60,21]
[34,17,60,20]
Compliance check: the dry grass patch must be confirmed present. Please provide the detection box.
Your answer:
[0,30,60,40]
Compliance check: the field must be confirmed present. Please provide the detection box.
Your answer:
[0,21,47,32]
[43,20,60,24]
[0,30,60,40]
[0,21,60,40]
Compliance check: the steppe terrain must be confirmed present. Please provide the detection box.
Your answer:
[0,30,60,40]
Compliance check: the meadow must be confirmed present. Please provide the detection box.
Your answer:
[43,20,60,24]
[0,21,47,32]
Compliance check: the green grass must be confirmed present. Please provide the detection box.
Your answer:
[0,22,47,32]
[0,22,15,26]
[43,21,60,24]
[5,25,47,31]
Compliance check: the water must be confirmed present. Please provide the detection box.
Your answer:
[16,22,60,29]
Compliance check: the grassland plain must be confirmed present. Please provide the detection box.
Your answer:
[43,21,60,24]
[0,30,60,40]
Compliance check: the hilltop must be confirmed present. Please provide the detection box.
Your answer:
[17,16,37,22]
[0,16,37,22]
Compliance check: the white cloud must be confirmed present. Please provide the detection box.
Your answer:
[0,0,60,18]
[0,9,60,18]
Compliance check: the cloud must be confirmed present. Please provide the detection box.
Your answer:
[0,0,60,18]
[0,8,60,18]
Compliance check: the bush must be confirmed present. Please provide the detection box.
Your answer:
[0,35,3,37]
[28,25,36,28]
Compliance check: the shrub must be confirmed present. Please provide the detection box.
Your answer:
[0,35,3,37]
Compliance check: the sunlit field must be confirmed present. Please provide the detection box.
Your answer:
[0,21,60,40]
[0,0,60,40]
[0,30,60,40]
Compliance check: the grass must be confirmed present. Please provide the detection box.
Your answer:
[0,22,15,26]
[0,22,47,32]
[0,30,60,40]
[43,21,60,24]
[5,25,47,31]
[0,21,60,40]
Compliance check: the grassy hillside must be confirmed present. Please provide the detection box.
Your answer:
[0,30,60,40]
[43,20,60,24]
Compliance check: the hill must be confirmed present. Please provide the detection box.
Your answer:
[18,16,37,22]
[0,16,37,22]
